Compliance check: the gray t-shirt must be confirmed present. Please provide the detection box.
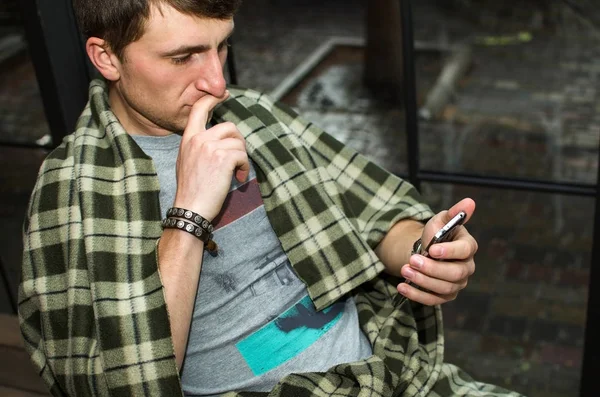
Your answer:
[131,133,373,396]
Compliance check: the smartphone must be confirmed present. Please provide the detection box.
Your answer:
[394,211,467,307]
[420,211,467,257]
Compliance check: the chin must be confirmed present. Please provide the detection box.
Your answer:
[155,117,186,134]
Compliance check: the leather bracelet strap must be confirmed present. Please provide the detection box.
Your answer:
[162,218,210,242]
[161,216,218,253]
[166,207,214,234]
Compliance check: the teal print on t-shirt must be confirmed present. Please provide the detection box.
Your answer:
[236,295,344,376]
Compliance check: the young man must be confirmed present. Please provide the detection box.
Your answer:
[19,0,519,396]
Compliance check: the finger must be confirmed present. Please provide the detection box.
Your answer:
[184,91,230,140]
[408,255,475,283]
[233,152,250,183]
[211,128,249,182]
[397,282,457,306]
[401,263,468,295]
[198,129,248,183]
[427,232,478,260]
[203,121,246,142]
[192,137,247,155]
[205,146,250,182]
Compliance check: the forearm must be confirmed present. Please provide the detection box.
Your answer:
[158,229,205,370]
[374,219,424,277]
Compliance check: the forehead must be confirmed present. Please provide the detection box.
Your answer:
[141,4,233,45]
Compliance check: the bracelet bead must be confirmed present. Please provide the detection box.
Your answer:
[166,207,214,234]
[161,218,209,241]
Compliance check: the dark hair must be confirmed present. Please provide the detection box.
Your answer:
[73,0,242,60]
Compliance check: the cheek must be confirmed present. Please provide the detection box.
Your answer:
[132,60,181,93]
[149,72,193,107]
[127,58,203,106]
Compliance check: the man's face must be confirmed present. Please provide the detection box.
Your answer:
[109,5,233,136]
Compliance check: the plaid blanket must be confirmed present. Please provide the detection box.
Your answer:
[19,79,521,396]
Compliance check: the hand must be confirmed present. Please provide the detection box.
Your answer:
[397,198,478,305]
[173,91,250,221]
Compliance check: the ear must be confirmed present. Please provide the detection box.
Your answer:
[86,37,122,82]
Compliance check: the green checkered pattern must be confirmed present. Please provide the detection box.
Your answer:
[19,79,522,397]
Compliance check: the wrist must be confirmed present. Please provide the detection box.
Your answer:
[158,228,204,270]
[163,206,217,252]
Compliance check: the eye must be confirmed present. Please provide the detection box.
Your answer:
[171,54,192,65]
[218,40,231,52]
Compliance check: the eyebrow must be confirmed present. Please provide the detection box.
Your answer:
[159,27,235,57]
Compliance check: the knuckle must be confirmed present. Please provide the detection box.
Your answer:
[235,133,246,145]
[188,137,205,153]
[186,133,200,145]
[468,262,476,276]
[233,139,245,150]
[472,239,479,254]
[213,148,228,162]
[201,140,217,154]
[224,122,242,136]
[443,284,456,295]
[453,266,467,281]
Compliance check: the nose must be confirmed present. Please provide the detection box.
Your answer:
[194,50,227,97]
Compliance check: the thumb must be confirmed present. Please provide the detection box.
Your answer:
[184,90,230,139]
[445,197,476,224]
[422,198,476,251]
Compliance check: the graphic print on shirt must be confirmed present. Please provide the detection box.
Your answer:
[236,295,345,376]
[187,162,354,384]
[205,174,263,294]
[211,176,262,231]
